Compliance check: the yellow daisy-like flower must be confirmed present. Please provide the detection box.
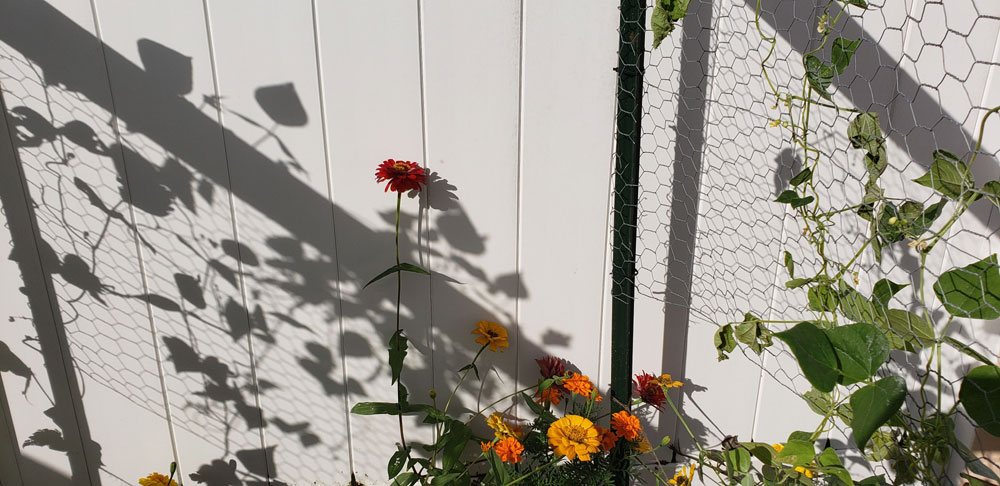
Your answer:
[472,321,510,352]
[655,373,684,389]
[610,410,642,441]
[634,437,652,453]
[771,444,815,478]
[547,415,602,461]
[139,473,177,486]
[486,412,522,440]
[669,464,695,486]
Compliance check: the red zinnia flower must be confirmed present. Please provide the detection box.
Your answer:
[634,372,666,410]
[536,356,566,379]
[375,159,427,193]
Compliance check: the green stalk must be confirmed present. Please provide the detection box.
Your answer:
[393,192,407,451]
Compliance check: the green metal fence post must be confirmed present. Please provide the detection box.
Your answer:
[611,0,646,484]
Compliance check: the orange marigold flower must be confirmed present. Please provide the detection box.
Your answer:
[536,356,567,379]
[611,410,642,441]
[547,415,602,461]
[562,372,596,397]
[472,321,510,352]
[494,437,524,464]
[596,425,618,451]
[534,386,563,405]
[375,159,426,193]
[139,473,177,486]
[634,372,666,409]
[481,441,493,452]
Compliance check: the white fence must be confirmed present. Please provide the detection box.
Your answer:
[0,0,997,485]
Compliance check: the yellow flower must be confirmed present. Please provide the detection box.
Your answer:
[634,437,652,453]
[494,437,524,464]
[771,444,815,478]
[610,410,642,441]
[669,464,695,486]
[472,321,509,352]
[655,373,684,389]
[486,412,522,440]
[547,415,602,461]
[139,473,177,486]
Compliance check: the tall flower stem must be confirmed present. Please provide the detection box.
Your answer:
[393,192,407,449]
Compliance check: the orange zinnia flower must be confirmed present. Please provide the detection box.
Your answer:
[481,441,493,452]
[494,437,524,464]
[375,159,427,193]
[562,372,596,397]
[534,386,563,405]
[611,410,642,441]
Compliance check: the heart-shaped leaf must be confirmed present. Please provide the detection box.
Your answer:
[775,322,839,392]
[959,365,1000,437]
[934,254,1000,319]
[825,323,889,385]
[850,376,906,449]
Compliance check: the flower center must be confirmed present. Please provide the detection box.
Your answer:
[565,425,588,442]
[393,162,410,172]
[486,330,499,338]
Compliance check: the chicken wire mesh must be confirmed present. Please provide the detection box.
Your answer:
[615,0,1000,484]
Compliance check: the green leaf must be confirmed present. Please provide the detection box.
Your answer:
[962,473,1000,486]
[881,309,934,348]
[808,284,839,312]
[784,251,795,278]
[817,447,854,486]
[908,198,946,236]
[458,363,479,380]
[857,476,888,486]
[726,447,752,474]
[775,322,840,392]
[774,439,815,466]
[786,277,814,289]
[959,365,1000,437]
[847,113,883,155]
[832,38,860,75]
[944,337,995,366]
[776,190,798,203]
[389,330,408,385]
[388,447,409,478]
[842,0,868,8]
[790,168,812,186]
[838,282,877,323]
[956,439,1000,483]
[365,262,431,289]
[485,449,511,485]
[430,473,461,485]
[391,472,419,486]
[714,324,737,361]
[441,420,472,471]
[825,323,889,385]
[981,180,1000,209]
[744,442,776,466]
[803,388,834,416]
[651,0,690,48]
[804,55,835,100]
[397,382,409,407]
[521,392,557,422]
[735,312,773,355]
[913,150,975,200]
[850,376,906,449]
[352,402,400,415]
[791,196,815,208]
[933,254,1000,319]
[871,279,907,308]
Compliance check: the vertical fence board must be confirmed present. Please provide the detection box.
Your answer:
[316,1,429,480]
[419,0,522,434]
[519,0,618,403]
[0,0,176,484]
[92,0,269,480]
[205,0,351,482]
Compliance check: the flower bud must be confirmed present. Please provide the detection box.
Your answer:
[888,216,898,225]
[428,389,437,399]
